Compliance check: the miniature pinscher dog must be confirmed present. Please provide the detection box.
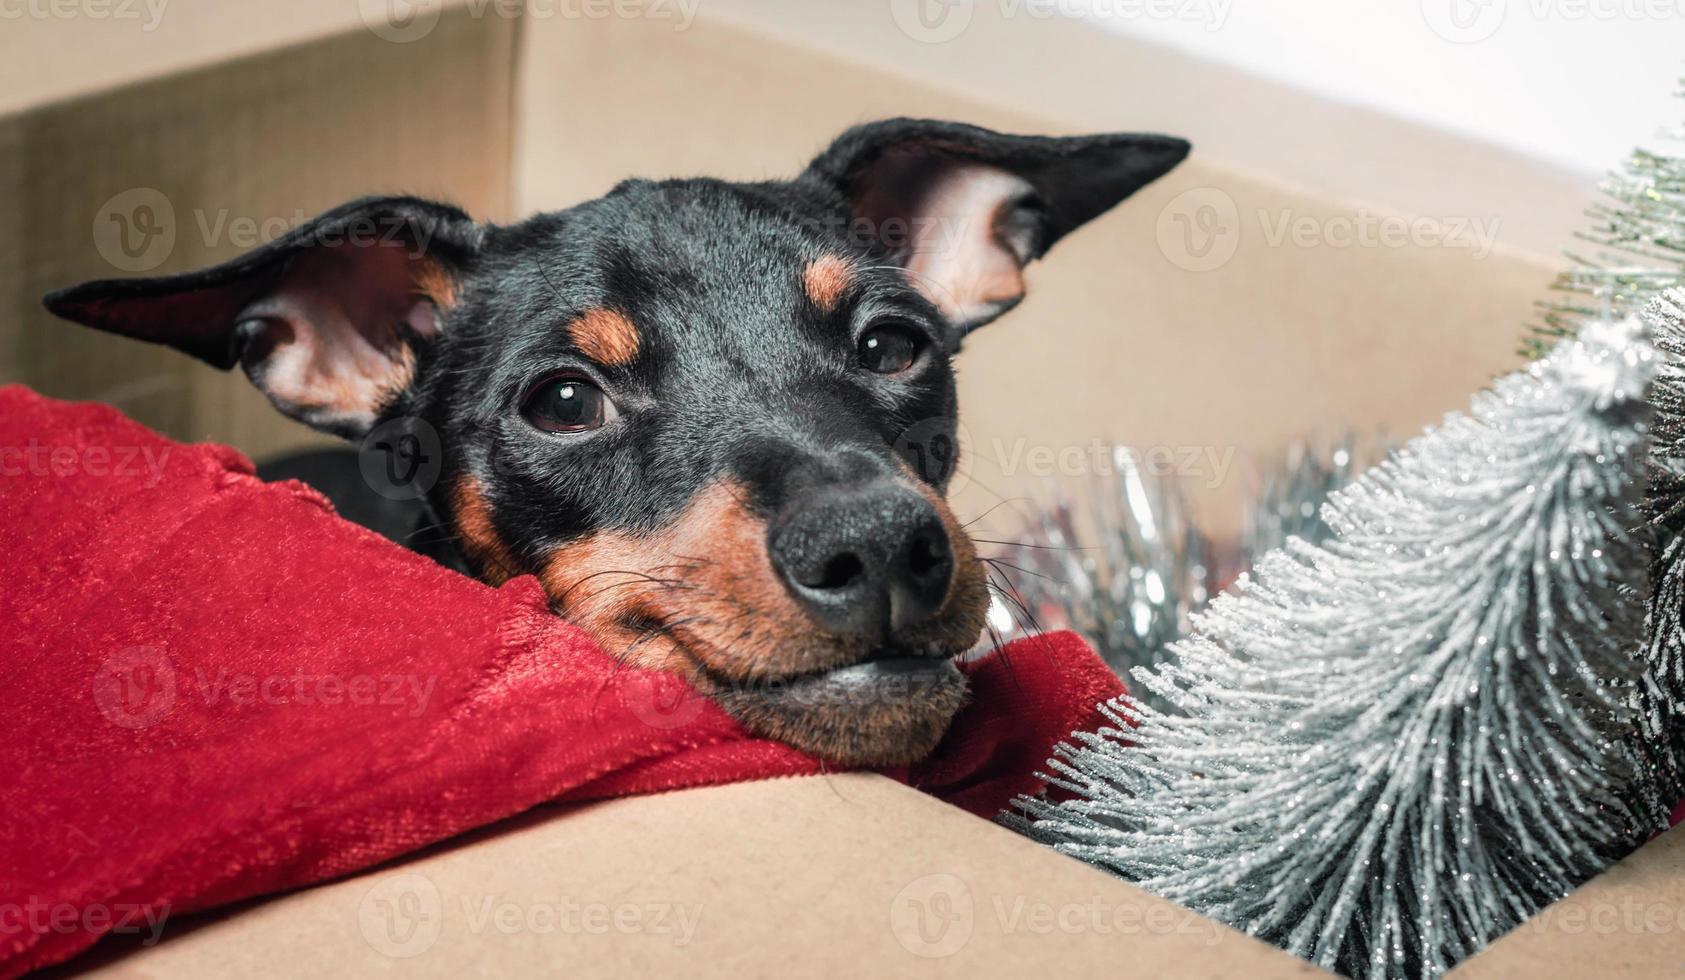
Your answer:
[45,119,1188,765]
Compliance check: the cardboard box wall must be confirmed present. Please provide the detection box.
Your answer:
[0,1,515,463]
[6,3,1680,977]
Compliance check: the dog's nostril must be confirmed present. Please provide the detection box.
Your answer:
[906,531,949,579]
[806,551,865,591]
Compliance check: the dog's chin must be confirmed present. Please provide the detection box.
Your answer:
[708,657,969,766]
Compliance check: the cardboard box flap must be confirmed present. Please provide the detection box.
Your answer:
[79,774,1328,977]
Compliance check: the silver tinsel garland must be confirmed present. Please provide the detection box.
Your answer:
[992,438,1381,713]
[1009,314,1662,978]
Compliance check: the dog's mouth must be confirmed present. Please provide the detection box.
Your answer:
[604,607,977,765]
[698,644,971,767]
[710,642,960,693]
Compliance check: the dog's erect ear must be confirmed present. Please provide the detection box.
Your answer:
[44,196,481,438]
[801,119,1189,338]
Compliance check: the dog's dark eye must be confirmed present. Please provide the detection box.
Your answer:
[857,324,923,375]
[521,377,616,433]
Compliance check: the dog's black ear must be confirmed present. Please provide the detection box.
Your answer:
[802,119,1189,338]
[44,196,481,438]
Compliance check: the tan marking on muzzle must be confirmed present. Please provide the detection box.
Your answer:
[451,475,522,585]
[539,480,807,678]
[567,308,641,367]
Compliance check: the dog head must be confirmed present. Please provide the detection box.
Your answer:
[46,119,1188,764]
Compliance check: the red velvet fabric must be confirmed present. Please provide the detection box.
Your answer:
[0,385,1123,977]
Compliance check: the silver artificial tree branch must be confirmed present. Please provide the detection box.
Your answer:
[1011,312,1665,978]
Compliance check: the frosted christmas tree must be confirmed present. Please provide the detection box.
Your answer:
[1012,313,1665,978]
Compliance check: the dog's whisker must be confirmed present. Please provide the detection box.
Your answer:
[959,497,1029,529]
[619,614,709,663]
[980,554,1055,583]
[969,538,1094,553]
[558,568,690,605]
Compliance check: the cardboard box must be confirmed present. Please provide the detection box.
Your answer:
[0,0,515,461]
[7,3,1673,977]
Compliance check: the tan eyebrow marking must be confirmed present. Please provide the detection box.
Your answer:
[567,307,641,367]
[803,254,855,313]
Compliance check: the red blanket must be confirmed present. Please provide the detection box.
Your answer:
[0,386,1122,976]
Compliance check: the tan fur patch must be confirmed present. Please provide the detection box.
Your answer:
[567,308,641,367]
[451,476,522,585]
[803,254,855,312]
[539,481,805,679]
[412,257,458,310]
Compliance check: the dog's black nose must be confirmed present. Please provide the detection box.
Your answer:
[768,483,955,639]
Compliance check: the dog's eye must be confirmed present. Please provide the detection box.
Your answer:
[521,377,616,433]
[857,324,923,375]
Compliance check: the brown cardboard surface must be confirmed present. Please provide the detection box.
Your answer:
[514,9,1559,541]
[696,0,1592,258]
[77,774,1327,978]
[0,5,515,460]
[1448,824,1685,978]
[0,0,488,116]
